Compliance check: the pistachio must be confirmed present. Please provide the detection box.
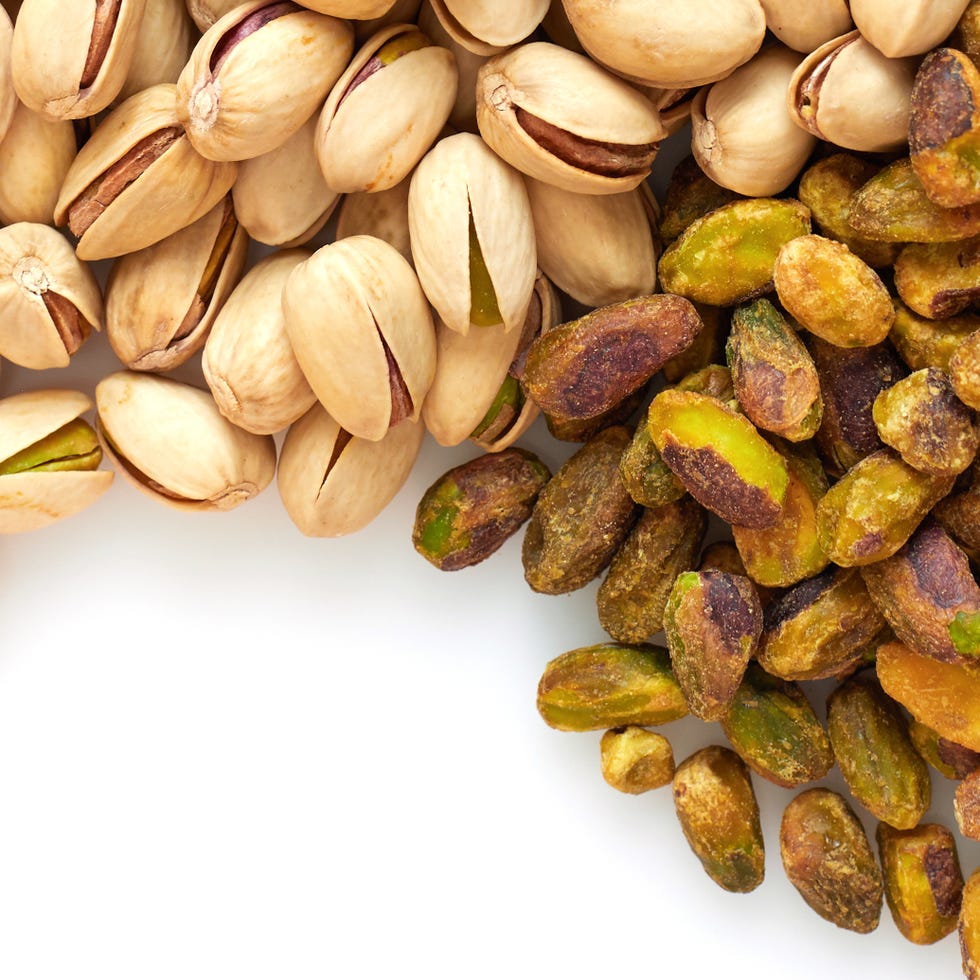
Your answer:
[116,0,194,102]
[278,407,424,537]
[962,868,980,979]
[53,83,238,261]
[850,0,973,58]
[475,42,665,195]
[909,720,980,780]
[951,0,980,67]
[660,155,742,245]
[105,196,248,372]
[185,0,240,32]
[0,389,113,532]
[336,177,412,266]
[758,0,852,53]
[600,727,674,794]
[0,222,103,370]
[955,769,980,841]
[951,328,980,410]
[934,459,980,558]
[890,298,980,372]
[895,237,980,320]
[618,423,685,510]
[301,0,399,14]
[354,0,421,41]
[176,1,354,162]
[424,0,546,53]
[96,371,276,513]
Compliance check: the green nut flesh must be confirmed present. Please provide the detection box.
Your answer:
[619,423,685,508]
[909,720,980,779]
[0,417,102,475]
[962,868,980,980]
[468,208,503,327]
[600,726,675,794]
[889,298,980,373]
[894,238,980,319]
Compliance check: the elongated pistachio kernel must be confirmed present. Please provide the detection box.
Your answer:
[721,662,833,788]
[672,745,764,894]
[664,571,761,721]
[909,720,980,779]
[934,460,980,559]
[600,726,675,794]
[895,238,980,319]
[758,567,885,681]
[658,196,810,307]
[596,497,706,645]
[962,867,980,980]
[727,298,822,441]
[780,788,883,934]
[877,640,980,752]
[878,823,964,945]
[815,449,955,567]
[647,389,789,529]
[543,387,645,444]
[536,643,688,732]
[827,674,931,830]
[413,448,550,571]
[661,302,728,384]
[890,298,980,372]
[0,417,101,474]
[618,423,685,508]
[659,154,741,244]
[951,328,980,409]
[955,769,980,841]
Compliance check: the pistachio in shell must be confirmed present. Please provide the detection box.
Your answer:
[116,0,194,102]
[850,0,973,58]
[759,0,852,53]
[424,0,547,53]
[336,176,412,266]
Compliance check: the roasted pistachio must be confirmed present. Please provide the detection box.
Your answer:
[951,328,980,410]
[909,720,980,779]
[600,726,674,795]
[955,769,980,841]
[117,0,193,102]
[619,424,685,510]
[889,298,980,372]
[659,155,741,245]
[894,237,980,319]
[934,459,980,557]
[963,868,980,980]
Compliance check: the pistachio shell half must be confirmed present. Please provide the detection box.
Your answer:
[759,0,852,53]
[850,0,972,58]
[116,0,194,102]
[426,0,546,53]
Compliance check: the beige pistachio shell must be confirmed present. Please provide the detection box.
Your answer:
[0,222,102,369]
[787,32,916,153]
[233,112,340,247]
[540,0,585,54]
[297,0,398,15]
[282,235,437,442]
[427,0,546,53]
[0,99,77,225]
[116,0,195,102]
[105,196,248,372]
[53,83,238,261]
[185,0,239,32]
[850,0,972,58]
[693,44,816,196]
[408,131,537,336]
[279,405,423,537]
[202,249,318,436]
[0,8,15,142]
[95,371,277,513]
[0,389,113,533]
[11,0,145,119]
[316,24,458,194]
[561,0,767,89]
[335,176,413,265]
[176,2,355,162]
[525,176,656,307]
[759,0,852,53]
[475,42,666,195]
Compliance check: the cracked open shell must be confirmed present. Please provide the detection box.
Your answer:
[95,371,277,513]
[425,0,547,54]
[693,44,816,196]
[278,406,424,537]
[850,0,972,58]
[0,222,102,370]
[560,0,767,89]
[281,235,437,442]
[315,23,457,194]
[105,196,248,372]
[53,83,238,261]
[0,389,113,533]
[116,0,194,102]
[408,131,537,337]
[475,42,666,195]
[176,1,354,163]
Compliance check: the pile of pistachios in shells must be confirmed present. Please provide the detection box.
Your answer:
[2,0,980,974]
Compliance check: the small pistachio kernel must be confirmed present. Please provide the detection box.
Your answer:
[0,418,101,475]
[955,768,980,841]
[600,726,675,794]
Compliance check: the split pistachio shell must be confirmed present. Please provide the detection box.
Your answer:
[475,42,666,195]
[105,196,248,372]
[316,24,457,193]
[408,131,537,336]
[426,0,546,52]
[561,0,766,89]
[0,222,102,369]
[278,405,424,537]
[850,0,972,58]
[282,235,437,442]
[233,112,340,247]
[53,83,238,261]
[524,177,656,307]
[787,31,916,153]
[117,0,194,102]
[95,371,277,512]
[758,0,852,53]
[11,0,145,120]
[692,45,815,197]
[203,249,317,436]
[176,2,355,162]
[336,176,412,265]
[0,389,113,533]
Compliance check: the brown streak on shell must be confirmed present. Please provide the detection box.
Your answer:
[81,0,123,89]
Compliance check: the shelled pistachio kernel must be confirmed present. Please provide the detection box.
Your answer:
[600,727,675,794]
[964,867,980,979]
[909,720,980,779]
[955,769,980,841]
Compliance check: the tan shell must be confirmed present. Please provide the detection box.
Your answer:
[202,249,318,436]
[11,0,146,119]
[176,2,354,162]
[475,42,666,195]
[53,84,238,261]
[408,131,537,336]
[95,371,277,513]
[850,0,972,58]
[0,8,15,143]
[426,0,547,53]
[335,175,413,265]
[278,406,424,537]
[0,222,103,369]
[759,0,852,53]
[787,31,916,152]
[316,23,458,193]
[354,0,422,41]
[281,235,437,442]
[524,177,656,307]
[0,389,113,533]
[540,0,585,54]
[0,99,77,225]
[105,196,249,372]
[693,44,816,196]
[298,0,398,15]
[116,0,195,102]
[561,0,767,89]
[185,0,239,32]
[233,112,340,247]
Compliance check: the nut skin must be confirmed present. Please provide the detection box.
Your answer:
[895,238,980,320]
[659,154,741,245]
[951,327,980,410]
[889,298,980,373]
[955,768,980,841]
[909,720,980,779]
[618,422,684,509]
[600,727,674,794]
[962,867,980,980]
